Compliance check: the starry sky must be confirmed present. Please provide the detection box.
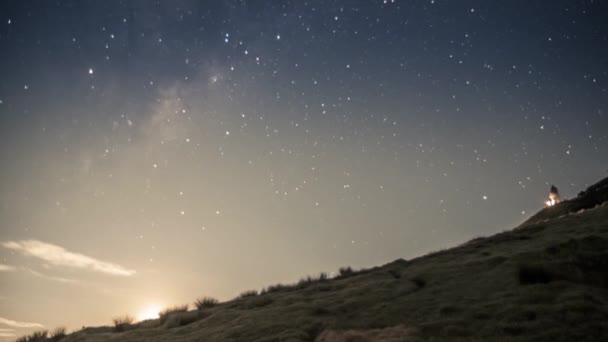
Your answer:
[1,0,607,338]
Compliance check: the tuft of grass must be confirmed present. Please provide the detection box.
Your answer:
[238,290,258,298]
[49,327,67,341]
[411,276,426,288]
[518,264,555,285]
[265,283,288,293]
[163,311,204,329]
[296,272,330,289]
[297,275,315,288]
[388,269,401,279]
[338,266,354,277]
[16,330,48,342]
[113,315,134,332]
[194,297,219,310]
[159,305,189,324]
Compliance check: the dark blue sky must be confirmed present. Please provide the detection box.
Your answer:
[1,0,607,336]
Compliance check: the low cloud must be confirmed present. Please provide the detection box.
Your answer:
[0,328,15,338]
[25,268,80,284]
[1,240,135,277]
[0,317,43,328]
[0,264,15,272]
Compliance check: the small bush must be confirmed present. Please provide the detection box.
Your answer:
[297,276,314,288]
[338,266,354,277]
[518,264,555,285]
[388,269,401,279]
[239,296,273,309]
[163,310,202,329]
[411,276,426,288]
[49,327,67,341]
[194,297,218,310]
[238,290,258,298]
[266,283,288,293]
[113,315,134,332]
[159,305,189,324]
[296,273,329,289]
[17,330,48,342]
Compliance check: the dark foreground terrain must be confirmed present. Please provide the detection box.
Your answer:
[23,178,608,341]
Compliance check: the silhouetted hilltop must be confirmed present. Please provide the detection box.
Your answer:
[24,177,608,342]
[524,177,608,224]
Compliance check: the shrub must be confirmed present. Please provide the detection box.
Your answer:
[49,327,67,341]
[265,283,288,293]
[296,272,330,289]
[159,305,189,324]
[163,310,202,329]
[297,276,314,288]
[338,266,354,277]
[194,297,218,310]
[113,315,134,332]
[388,269,401,279]
[518,264,555,285]
[411,276,426,288]
[238,290,258,298]
[16,330,48,342]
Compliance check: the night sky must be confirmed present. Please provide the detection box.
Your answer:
[1,0,607,338]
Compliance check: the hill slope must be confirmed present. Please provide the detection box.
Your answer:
[43,178,608,341]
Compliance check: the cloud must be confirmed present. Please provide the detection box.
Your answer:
[1,240,135,277]
[0,329,15,338]
[24,268,80,285]
[0,317,43,328]
[0,264,15,272]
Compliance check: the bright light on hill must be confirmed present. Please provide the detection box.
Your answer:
[136,304,162,321]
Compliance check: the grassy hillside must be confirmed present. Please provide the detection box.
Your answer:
[20,178,608,342]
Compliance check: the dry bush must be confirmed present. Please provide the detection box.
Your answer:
[49,327,67,341]
[16,330,48,342]
[159,305,189,324]
[518,264,555,285]
[195,297,219,310]
[265,283,288,293]
[411,276,426,288]
[338,266,354,277]
[238,290,258,298]
[162,310,203,329]
[113,315,134,332]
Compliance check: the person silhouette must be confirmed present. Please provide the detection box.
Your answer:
[547,185,561,206]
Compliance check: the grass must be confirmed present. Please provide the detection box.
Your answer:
[159,304,189,324]
[518,264,555,285]
[112,315,134,332]
[194,297,219,309]
[48,177,608,342]
[49,327,67,341]
[237,289,258,298]
[15,330,47,342]
[338,266,354,277]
